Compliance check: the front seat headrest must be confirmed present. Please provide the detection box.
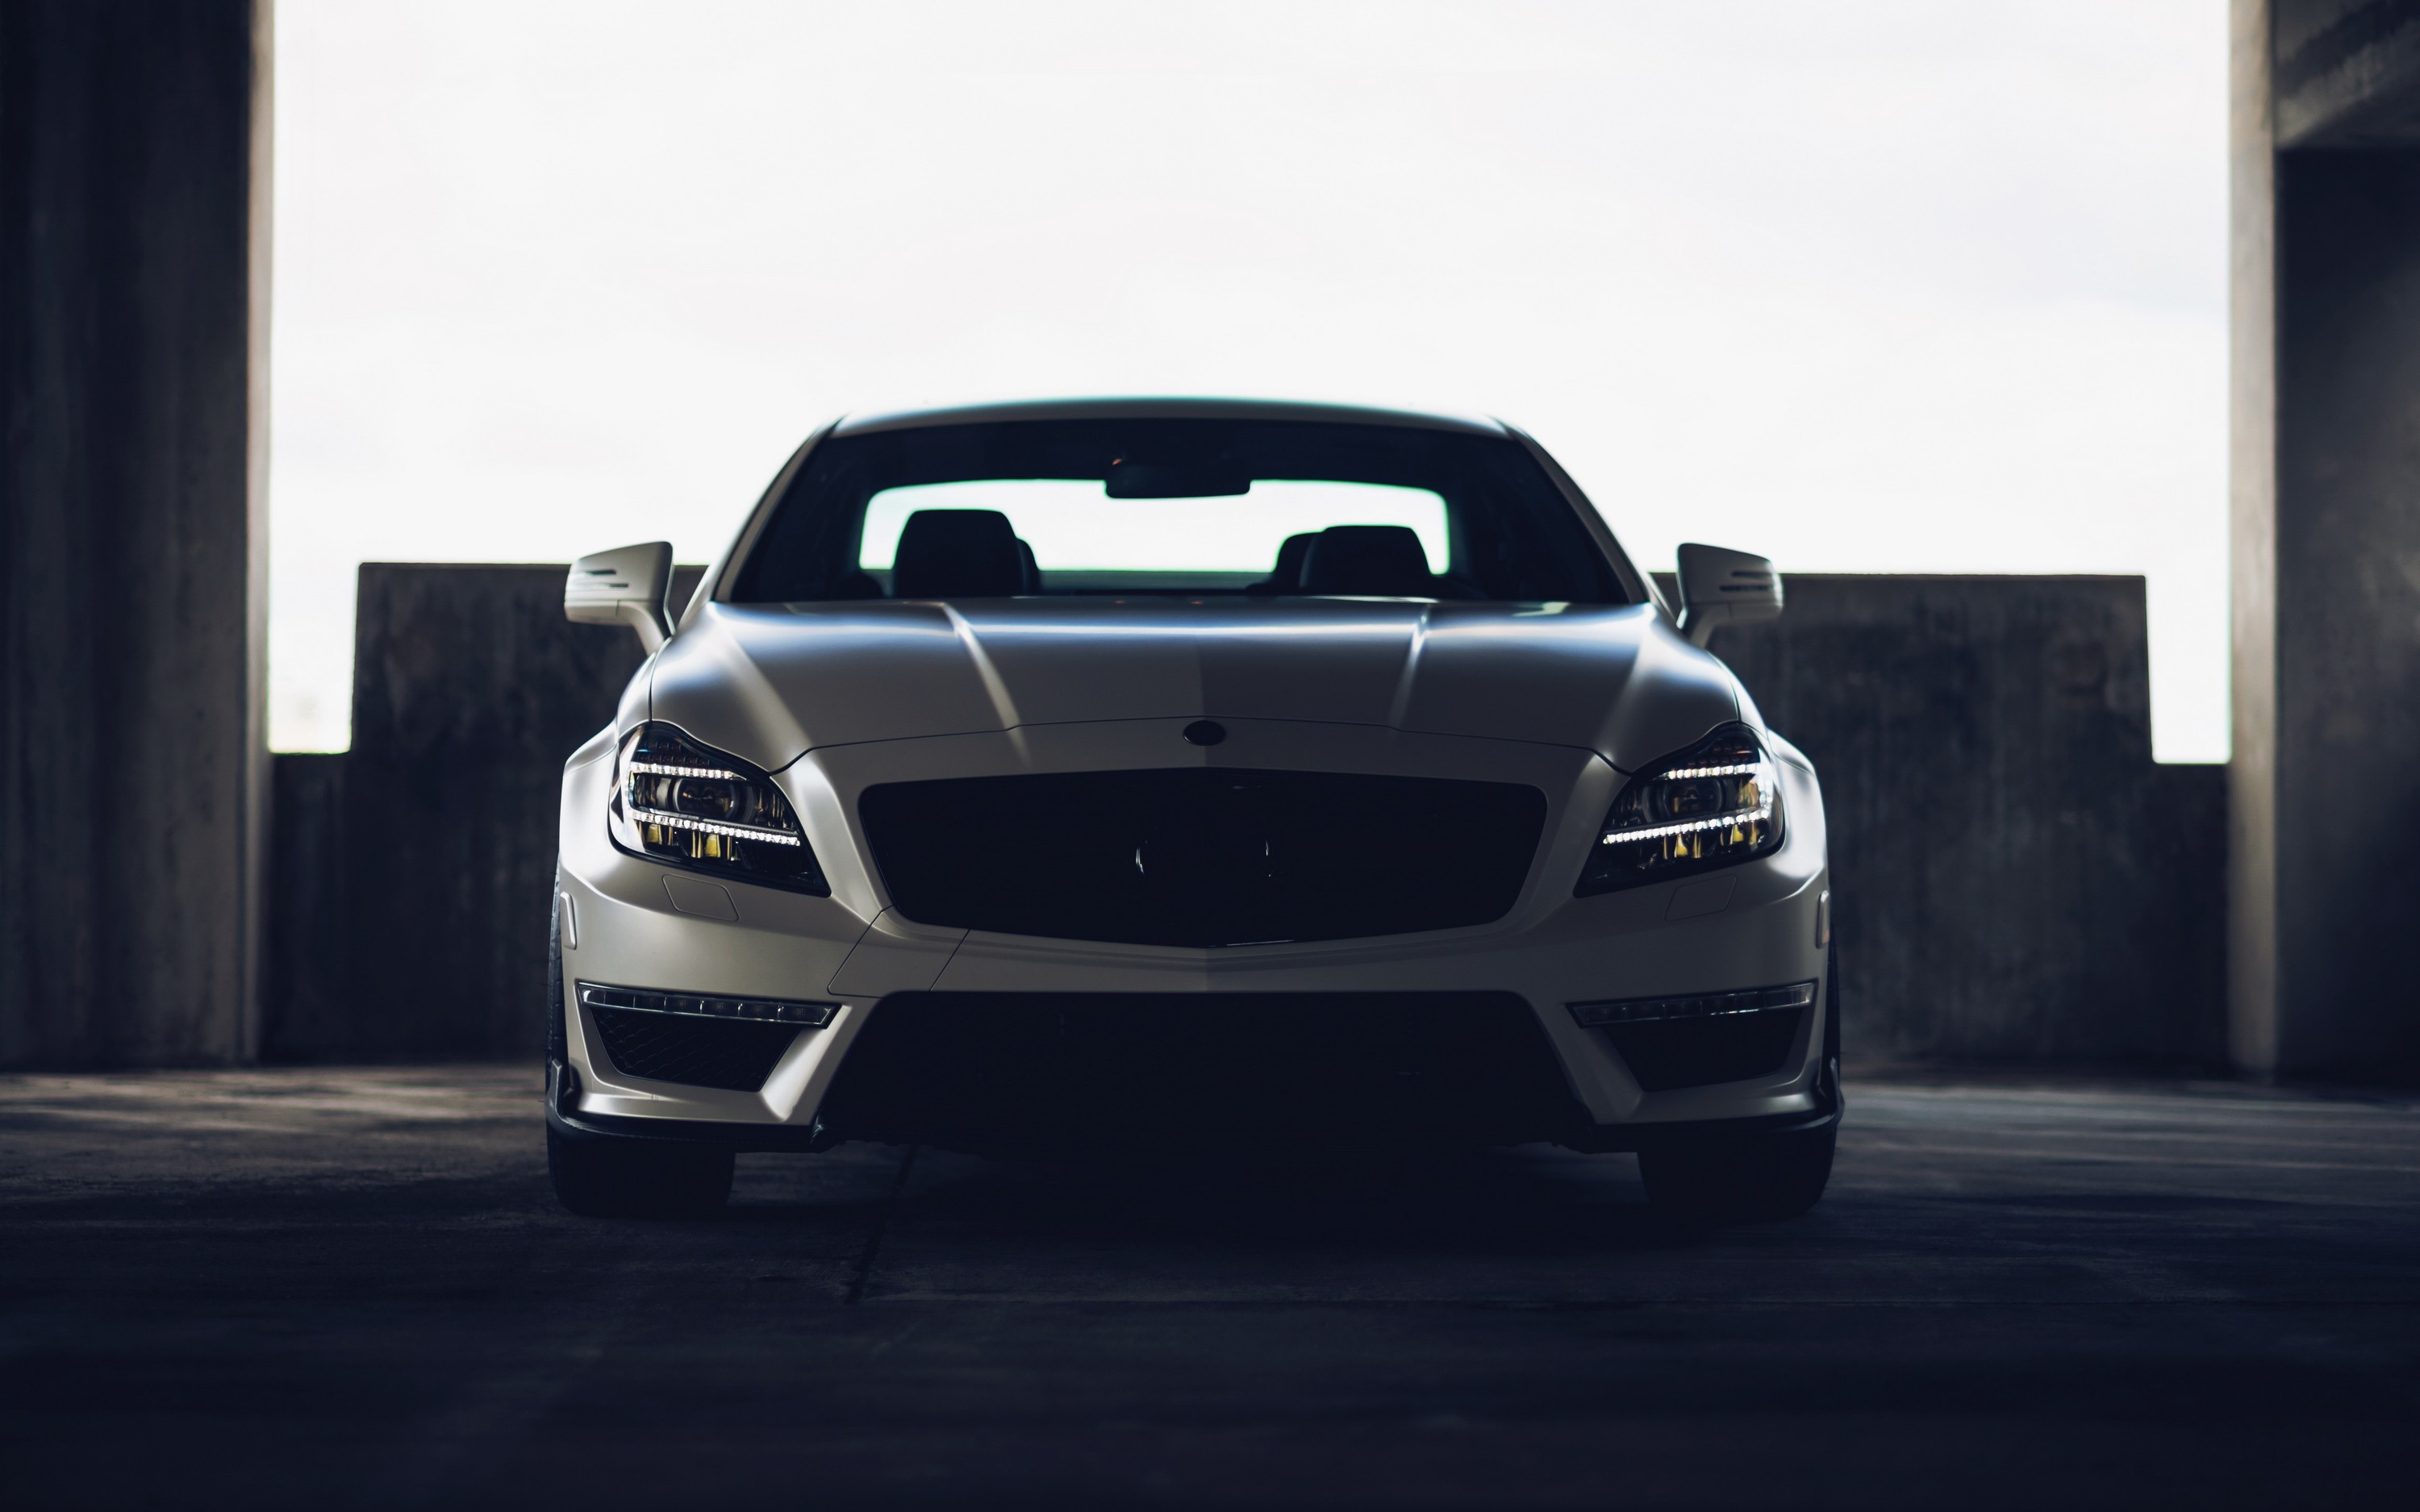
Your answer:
[890,509,1030,599]
[1299,525,1436,597]
[1268,532,1316,589]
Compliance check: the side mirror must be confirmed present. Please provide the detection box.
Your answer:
[565,542,674,652]
[1675,543,1781,648]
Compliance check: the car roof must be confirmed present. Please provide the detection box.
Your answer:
[830,396,1508,439]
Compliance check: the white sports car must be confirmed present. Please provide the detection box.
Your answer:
[547,399,1837,1219]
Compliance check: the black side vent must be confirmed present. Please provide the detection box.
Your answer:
[1601,1010,1808,1093]
[590,1007,798,1093]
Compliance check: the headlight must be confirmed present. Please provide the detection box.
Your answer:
[1575,724,1781,895]
[608,723,828,895]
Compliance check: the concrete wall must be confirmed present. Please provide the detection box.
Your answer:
[1692,577,2227,1071]
[269,567,2226,1071]
[0,2,272,1067]
[2233,0,2420,1082]
[2273,0,2420,144]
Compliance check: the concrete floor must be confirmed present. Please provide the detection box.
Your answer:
[2,1068,2416,1509]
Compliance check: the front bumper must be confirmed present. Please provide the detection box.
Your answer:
[553,715,1833,1148]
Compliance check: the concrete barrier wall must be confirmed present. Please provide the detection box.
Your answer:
[266,567,2226,1070]
[1689,575,2227,1071]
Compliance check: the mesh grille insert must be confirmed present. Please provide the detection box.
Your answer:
[858,768,1546,948]
[590,1006,799,1092]
[1601,1008,1807,1092]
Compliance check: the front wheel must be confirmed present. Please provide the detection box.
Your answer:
[548,1125,734,1218]
[1638,1123,1835,1223]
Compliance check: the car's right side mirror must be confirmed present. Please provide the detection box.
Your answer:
[1675,543,1782,648]
[565,541,675,652]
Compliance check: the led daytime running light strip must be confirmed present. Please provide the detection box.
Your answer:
[629,760,744,780]
[580,982,835,1026]
[628,805,803,846]
[1567,979,1815,1027]
[1659,762,1760,780]
[1600,776,1775,845]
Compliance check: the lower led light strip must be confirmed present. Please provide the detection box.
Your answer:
[579,982,836,1027]
[1599,788,1774,846]
[626,806,803,845]
[1567,980,1815,1028]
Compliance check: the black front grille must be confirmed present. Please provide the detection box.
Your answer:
[590,1006,799,1092]
[1603,1009,1808,1092]
[815,991,1587,1151]
[858,768,1546,947]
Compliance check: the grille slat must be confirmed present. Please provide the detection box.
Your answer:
[590,1006,799,1092]
[858,768,1546,948]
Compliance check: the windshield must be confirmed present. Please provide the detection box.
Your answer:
[728,417,1634,604]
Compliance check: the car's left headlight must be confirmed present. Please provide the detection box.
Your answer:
[1575,723,1782,895]
[608,722,828,895]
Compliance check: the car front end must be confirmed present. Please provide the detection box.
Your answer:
[546,400,1838,1218]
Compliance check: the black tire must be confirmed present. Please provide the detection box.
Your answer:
[1640,945,1840,1222]
[547,870,568,1069]
[544,864,733,1217]
[1638,1123,1835,1223]
[549,1124,734,1218]
[1823,943,1842,1089]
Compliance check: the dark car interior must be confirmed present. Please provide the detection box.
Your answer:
[728,416,1638,605]
[874,510,1457,601]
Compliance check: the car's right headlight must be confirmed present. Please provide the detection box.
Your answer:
[607,722,829,895]
[1575,724,1782,895]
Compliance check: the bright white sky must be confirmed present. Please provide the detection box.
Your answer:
[859,482,1452,573]
[270,0,2227,759]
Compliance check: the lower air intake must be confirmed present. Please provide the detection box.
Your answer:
[1599,1010,1808,1092]
[816,991,1586,1152]
[590,1007,800,1093]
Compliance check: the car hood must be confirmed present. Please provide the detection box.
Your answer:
[646,598,1745,775]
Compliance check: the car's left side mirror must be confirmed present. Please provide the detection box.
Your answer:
[566,541,674,652]
[1675,543,1782,648]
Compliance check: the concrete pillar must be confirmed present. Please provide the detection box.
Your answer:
[2231,0,2420,1081]
[0,2,273,1066]
[2230,0,2282,1076]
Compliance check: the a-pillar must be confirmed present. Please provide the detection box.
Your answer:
[0,2,273,1065]
[2231,0,2420,1081]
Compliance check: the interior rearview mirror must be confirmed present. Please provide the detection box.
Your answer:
[565,541,674,652]
[1675,543,1782,648]
[1104,458,1253,498]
